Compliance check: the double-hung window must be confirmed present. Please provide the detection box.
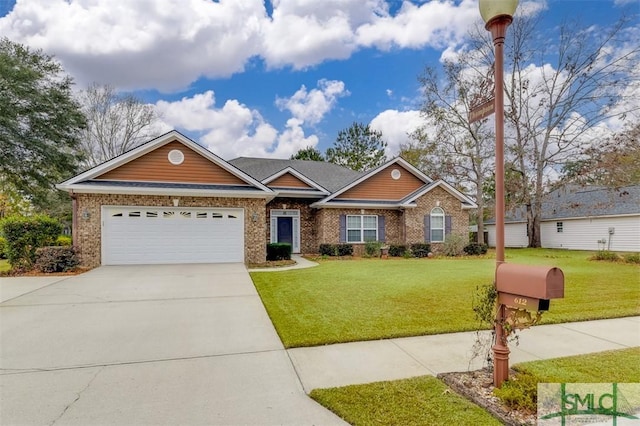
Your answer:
[430,207,445,242]
[347,215,378,243]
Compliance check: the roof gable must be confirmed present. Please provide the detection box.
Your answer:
[58,131,272,194]
[401,180,478,209]
[261,167,329,194]
[229,157,362,193]
[318,157,433,204]
[95,140,246,185]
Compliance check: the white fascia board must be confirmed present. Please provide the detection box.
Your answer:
[57,183,274,199]
[271,190,326,199]
[59,130,272,193]
[262,167,330,194]
[320,157,434,203]
[310,201,405,209]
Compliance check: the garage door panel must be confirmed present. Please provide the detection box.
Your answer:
[102,207,244,265]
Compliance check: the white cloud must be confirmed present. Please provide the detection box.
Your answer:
[275,79,349,125]
[154,81,344,159]
[369,109,424,156]
[356,0,478,51]
[0,0,266,91]
[0,0,482,90]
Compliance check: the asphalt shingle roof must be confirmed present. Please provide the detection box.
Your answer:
[229,157,364,193]
[489,184,640,223]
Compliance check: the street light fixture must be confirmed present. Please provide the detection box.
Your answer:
[479,0,518,388]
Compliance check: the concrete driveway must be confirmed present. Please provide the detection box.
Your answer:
[0,264,345,425]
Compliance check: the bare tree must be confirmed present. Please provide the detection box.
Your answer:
[403,59,495,244]
[78,83,160,167]
[498,14,640,247]
[562,121,640,187]
[448,11,640,247]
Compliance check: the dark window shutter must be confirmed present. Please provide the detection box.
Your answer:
[378,215,386,242]
[339,214,346,243]
[424,215,431,242]
[445,215,452,236]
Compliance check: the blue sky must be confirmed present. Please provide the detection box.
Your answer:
[0,0,635,160]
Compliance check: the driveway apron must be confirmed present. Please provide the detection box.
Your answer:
[0,264,345,425]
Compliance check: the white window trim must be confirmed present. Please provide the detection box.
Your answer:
[430,207,445,243]
[346,214,378,243]
[270,209,300,253]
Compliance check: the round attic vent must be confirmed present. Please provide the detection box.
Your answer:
[391,169,401,180]
[168,149,184,165]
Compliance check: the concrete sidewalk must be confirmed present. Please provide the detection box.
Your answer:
[288,316,640,392]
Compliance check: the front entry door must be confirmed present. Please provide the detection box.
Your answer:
[277,217,293,245]
[270,209,300,253]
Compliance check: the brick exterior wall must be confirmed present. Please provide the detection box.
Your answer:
[74,193,266,268]
[266,198,318,253]
[316,186,470,255]
[404,186,470,252]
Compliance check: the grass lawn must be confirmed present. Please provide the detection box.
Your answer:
[310,375,502,426]
[310,348,640,425]
[0,259,9,273]
[251,248,640,347]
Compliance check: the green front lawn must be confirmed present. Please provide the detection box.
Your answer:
[251,249,640,347]
[311,348,640,425]
[311,375,502,426]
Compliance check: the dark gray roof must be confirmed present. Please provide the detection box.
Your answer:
[488,184,640,223]
[228,157,363,193]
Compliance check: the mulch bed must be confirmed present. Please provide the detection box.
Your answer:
[0,267,90,277]
[439,368,536,426]
[246,259,297,269]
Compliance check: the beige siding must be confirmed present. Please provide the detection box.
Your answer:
[336,165,424,200]
[95,141,248,185]
[268,173,313,189]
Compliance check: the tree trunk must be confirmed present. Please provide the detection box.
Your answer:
[476,185,485,244]
[527,201,543,248]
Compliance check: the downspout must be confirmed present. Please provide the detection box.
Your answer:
[70,191,78,248]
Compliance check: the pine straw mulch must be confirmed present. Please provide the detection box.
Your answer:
[439,368,536,426]
[0,267,91,277]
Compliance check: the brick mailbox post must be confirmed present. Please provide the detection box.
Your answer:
[492,264,565,387]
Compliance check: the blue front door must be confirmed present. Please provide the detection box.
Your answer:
[277,217,293,246]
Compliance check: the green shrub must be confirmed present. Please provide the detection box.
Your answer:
[623,253,640,264]
[319,244,337,256]
[443,234,466,256]
[464,243,489,255]
[34,246,79,273]
[266,243,292,261]
[410,243,431,258]
[364,241,383,257]
[388,244,407,257]
[591,250,621,262]
[336,244,353,256]
[0,237,6,259]
[55,235,73,246]
[493,370,539,413]
[1,215,62,270]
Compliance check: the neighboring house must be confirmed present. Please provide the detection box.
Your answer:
[57,131,477,267]
[485,185,640,252]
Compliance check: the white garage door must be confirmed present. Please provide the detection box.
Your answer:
[102,206,244,265]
